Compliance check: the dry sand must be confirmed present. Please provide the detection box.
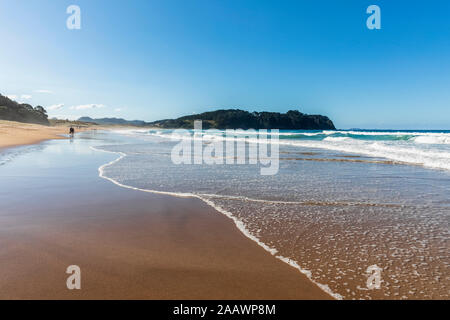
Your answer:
[0,120,96,150]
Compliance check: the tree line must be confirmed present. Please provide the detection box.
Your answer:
[0,94,49,125]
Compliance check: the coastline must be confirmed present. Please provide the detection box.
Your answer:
[95,129,450,299]
[0,120,100,150]
[0,130,333,299]
[0,120,67,149]
[94,146,342,299]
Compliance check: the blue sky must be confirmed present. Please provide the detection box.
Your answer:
[1,0,449,129]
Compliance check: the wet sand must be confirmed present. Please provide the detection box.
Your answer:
[0,137,331,299]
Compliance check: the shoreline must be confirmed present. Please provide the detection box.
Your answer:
[0,120,99,150]
[93,145,340,299]
[0,120,144,151]
[94,129,450,299]
[0,121,68,150]
[0,130,333,299]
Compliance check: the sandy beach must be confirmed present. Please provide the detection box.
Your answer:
[0,130,332,299]
[1,126,448,300]
[0,120,97,150]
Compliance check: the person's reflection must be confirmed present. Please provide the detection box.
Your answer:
[69,126,75,143]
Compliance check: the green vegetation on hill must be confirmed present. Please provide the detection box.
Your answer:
[149,109,336,130]
[0,94,49,125]
[77,116,149,126]
[48,119,98,127]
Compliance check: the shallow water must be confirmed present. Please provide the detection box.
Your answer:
[98,129,450,299]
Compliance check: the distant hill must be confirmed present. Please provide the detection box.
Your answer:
[0,94,49,125]
[149,109,336,130]
[78,109,336,130]
[77,117,150,126]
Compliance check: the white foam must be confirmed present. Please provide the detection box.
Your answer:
[280,139,450,171]
[413,135,450,145]
[276,256,344,300]
[120,129,450,172]
[112,128,150,135]
[323,136,350,142]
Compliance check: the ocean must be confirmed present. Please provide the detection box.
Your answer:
[92,128,450,299]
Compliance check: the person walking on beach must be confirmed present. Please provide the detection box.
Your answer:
[69,127,75,137]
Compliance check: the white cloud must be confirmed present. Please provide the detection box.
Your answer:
[6,94,17,100]
[114,108,122,112]
[34,89,53,94]
[47,103,65,111]
[21,94,32,100]
[70,104,106,110]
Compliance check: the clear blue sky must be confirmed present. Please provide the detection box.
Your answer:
[1,0,449,129]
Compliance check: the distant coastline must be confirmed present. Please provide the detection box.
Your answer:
[1,91,335,130]
[79,109,336,130]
